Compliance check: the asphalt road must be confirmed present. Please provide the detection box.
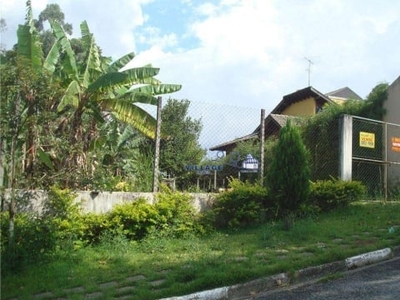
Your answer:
[252,256,400,300]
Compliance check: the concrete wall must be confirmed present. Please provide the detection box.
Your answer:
[384,76,400,124]
[3,190,216,215]
[384,75,400,189]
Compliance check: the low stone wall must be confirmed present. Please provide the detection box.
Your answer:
[76,191,156,214]
[2,190,216,215]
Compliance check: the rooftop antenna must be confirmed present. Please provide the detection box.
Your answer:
[304,57,314,86]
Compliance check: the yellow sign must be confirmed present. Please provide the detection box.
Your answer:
[359,132,375,148]
[392,137,400,152]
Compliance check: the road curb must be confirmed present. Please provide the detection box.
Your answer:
[345,247,392,269]
[160,246,398,300]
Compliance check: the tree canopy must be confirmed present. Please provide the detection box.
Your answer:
[0,1,183,191]
[159,99,206,189]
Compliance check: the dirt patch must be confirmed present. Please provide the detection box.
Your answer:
[354,239,377,246]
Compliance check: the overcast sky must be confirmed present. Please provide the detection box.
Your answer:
[1,0,400,149]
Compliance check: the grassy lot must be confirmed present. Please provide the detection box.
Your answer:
[2,201,400,300]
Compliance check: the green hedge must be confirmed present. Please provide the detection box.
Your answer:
[309,179,366,212]
[204,179,269,228]
[1,187,206,273]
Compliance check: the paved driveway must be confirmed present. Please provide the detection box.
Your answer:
[252,256,400,300]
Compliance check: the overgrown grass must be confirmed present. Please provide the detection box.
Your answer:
[2,201,400,300]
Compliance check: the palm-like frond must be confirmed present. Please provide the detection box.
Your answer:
[113,84,181,107]
[43,39,60,74]
[117,125,138,149]
[115,78,162,95]
[17,5,43,71]
[80,21,102,88]
[103,99,157,139]
[58,81,80,111]
[87,72,129,93]
[130,84,182,95]
[117,90,159,106]
[50,20,78,80]
[108,52,135,72]
[121,67,160,84]
[87,67,163,95]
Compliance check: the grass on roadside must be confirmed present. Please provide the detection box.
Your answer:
[2,201,400,300]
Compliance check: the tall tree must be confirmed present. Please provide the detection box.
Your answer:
[13,1,63,182]
[0,18,6,55]
[1,2,64,246]
[159,99,205,189]
[34,3,73,57]
[360,83,388,120]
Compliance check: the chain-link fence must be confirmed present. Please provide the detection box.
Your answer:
[163,100,341,192]
[352,117,385,198]
[179,101,263,191]
[302,115,340,182]
[162,101,400,198]
[352,116,400,199]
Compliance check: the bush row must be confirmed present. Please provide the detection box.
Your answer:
[1,185,202,273]
[309,178,366,212]
[1,179,366,273]
[204,178,366,229]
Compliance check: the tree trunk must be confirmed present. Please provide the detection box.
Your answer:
[8,93,22,249]
[0,139,6,211]
[24,90,36,185]
[8,135,16,248]
[63,99,85,188]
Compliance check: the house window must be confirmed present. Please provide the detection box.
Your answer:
[316,105,323,113]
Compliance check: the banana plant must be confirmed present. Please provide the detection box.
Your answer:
[12,1,181,187]
[49,20,181,141]
[44,14,181,181]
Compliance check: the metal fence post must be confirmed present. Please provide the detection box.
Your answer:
[339,114,353,181]
[384,122,388,201]
[259,109,265,184]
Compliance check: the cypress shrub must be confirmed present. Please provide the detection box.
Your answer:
[267,120,310,216]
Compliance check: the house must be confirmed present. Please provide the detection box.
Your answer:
[210,86,362,154]
[325,87,363,105]
[383,75,400,189]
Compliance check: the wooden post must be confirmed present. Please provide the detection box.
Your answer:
[153,97,162,192]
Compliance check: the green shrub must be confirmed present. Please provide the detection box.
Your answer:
[109,198,159,240]
[206,178,268,228]
[48,189,206,245]
[78,212,119,245]
[107,190,204,241]
[42,186,84,250]
[1,186,84,273]
[43,186,80,218]
[309,179,366,212]
[154,188,202,238]
[1,212,57,273]
[267,120,310,216]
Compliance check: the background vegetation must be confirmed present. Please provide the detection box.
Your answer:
[0,3,397,300]
[2,198,399,300]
